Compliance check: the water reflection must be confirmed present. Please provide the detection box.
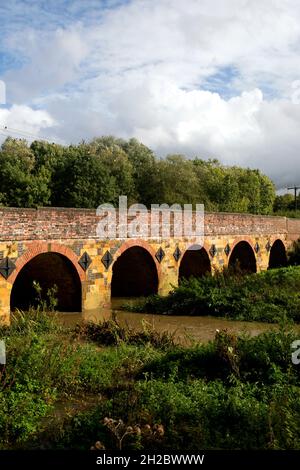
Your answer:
[55,298,296,345]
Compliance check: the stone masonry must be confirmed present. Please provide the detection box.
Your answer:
[0,207,299,324]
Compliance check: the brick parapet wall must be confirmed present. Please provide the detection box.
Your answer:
[204,212,290,235]
[0,207,299,241]
[286,218,300,241]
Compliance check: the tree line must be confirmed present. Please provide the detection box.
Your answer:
[273,193,300,218]
[0,136,276,214]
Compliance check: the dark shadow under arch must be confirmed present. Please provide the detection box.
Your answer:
[179,247,211,282]
[228,241,257,273]
[10,252,82,312]
[111,246,158,297]
[268,239,287,269]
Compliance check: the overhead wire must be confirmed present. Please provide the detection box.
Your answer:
[0,125,64,144]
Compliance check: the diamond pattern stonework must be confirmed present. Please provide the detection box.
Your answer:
[265,241,272,252]
[209,244,217,258]
[224,244,231,256]
[155,248,165,263]
[78,252,92,271]
[101,251,113,270]
[0,257,16,279]
[173,246,181,262]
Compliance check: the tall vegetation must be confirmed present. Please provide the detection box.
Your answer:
[0,136,275,213]
[1,311,300,450]
[273,193,300,218]
[126,266,300,323]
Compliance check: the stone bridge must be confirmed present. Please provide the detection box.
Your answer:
[0,207,300,324]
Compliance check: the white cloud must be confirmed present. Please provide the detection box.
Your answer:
[4,25,89,102]
[2,0,300,188]
[0,105,56,142]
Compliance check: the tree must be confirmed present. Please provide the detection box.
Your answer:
[51,145,116,208]
[155,155,200,206]
[85,138,136,205]
[257,172,276,214]
[0,138,51,207]
[273,194,294,212]
[0,135,277,215]
[120,138,160,207]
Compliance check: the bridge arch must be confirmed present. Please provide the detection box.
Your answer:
[268,239,288,269]
[228,240,257,273]
[179,245,211,282]
[111,240,159,297]
[9,243,84,312]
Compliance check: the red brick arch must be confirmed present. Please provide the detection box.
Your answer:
[228,237,257,272]
[269,235,287,247]
[8,241,86,284]
[112,239,162,279]
[178,242,212,281]
[180,241,211,260]
[230,237,256,255]
[268,238,288,268]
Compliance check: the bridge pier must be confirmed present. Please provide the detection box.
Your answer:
[0,280,11,325]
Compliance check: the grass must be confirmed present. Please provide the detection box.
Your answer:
[1,299,300,451]
[42,325,300,451]
[75,314,175,350]
[124,266,300,323]
[0,308,167,448]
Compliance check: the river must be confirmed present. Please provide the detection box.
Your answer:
[55,298,293,345]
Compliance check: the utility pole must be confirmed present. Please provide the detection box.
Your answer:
[287,186,300,212]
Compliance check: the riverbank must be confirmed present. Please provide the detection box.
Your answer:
[56,307,279,346]
[1,310,300,450]
[125,266,300,323]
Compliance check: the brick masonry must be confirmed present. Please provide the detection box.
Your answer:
[0,207,299,324]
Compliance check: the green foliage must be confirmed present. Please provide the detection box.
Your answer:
[0,138,51,207]
[32,281,58,312]
[1,311,300,450]
[0,387,52,446]
[129,266,300,323]
[274,193,295,212]
[0,136,276,212]
[76,317,175,350]
[0,310,167,447]
[50,144,117,208]
[191,159,276,214]
[273,193,300,218]
[274,209,300,218]
[155,155,200,206]
[60,329,300,451]
[140,327,300,384]
[92,329,300,451]
[120,138,159,207]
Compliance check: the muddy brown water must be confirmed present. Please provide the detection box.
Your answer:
[55,298,296,345]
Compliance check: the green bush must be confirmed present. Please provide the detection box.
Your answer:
[128,266,300,323]
[83,329,300,450]
[0,387,53,447]
[76,317,175,350]
[2,309,300,450]
[0,310,169,448]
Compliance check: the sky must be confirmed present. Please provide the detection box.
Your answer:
[1,0,300,190]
